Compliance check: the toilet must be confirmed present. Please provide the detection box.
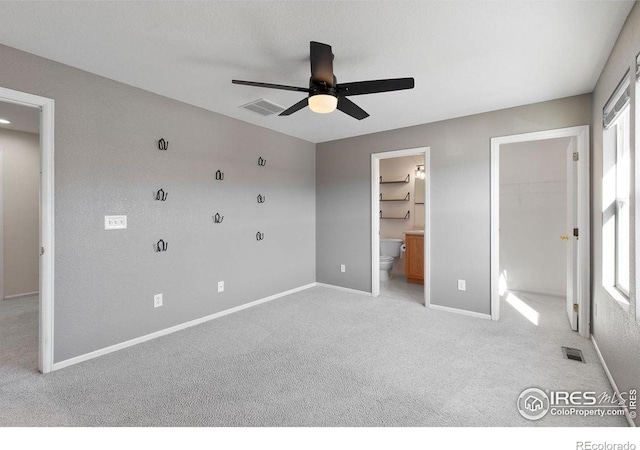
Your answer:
[380,238,404,281]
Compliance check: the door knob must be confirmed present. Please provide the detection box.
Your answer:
[560,235,569,241]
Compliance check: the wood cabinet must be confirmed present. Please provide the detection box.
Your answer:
[404,233,424,285]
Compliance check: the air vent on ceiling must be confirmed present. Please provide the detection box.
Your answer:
[240,98,285,116]
[562,346,585,363]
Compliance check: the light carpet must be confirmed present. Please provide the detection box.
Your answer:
[0,287,627,426]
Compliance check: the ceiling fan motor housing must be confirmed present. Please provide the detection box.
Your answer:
[309,77,337,99]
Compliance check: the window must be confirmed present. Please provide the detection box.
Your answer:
[636,53,640,323]
[602,73,631,307]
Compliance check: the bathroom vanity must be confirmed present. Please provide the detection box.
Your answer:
[404,231,424,284]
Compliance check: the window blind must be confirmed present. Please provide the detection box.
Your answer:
[603,72,630,129]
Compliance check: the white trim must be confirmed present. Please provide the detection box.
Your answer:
[52,283,316,371]
[592,337,636,427]
[4,291,39,300]
[428,303,492,320]
[314,282,372,296]
[0,86,55,373]
[0,148,3,302]
[490,126,591,339]
[371,147,431,307]
[635,72,640,324]
[511,289,566,299]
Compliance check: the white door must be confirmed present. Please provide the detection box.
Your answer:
[565,138,578,331]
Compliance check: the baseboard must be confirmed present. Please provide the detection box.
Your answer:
[4,291,38,300]
[428,303,491,320]
[592,336,636,427]
[512,289,565,299]
[52,283,317,372]
[314,282,372,296]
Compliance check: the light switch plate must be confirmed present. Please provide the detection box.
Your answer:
[105,215,127,230]
[457,280,466,291]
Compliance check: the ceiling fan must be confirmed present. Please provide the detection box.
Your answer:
[232,41,415,120]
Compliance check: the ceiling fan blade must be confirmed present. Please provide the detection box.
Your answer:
[232,80,310,93]
[310,41,334,85]
[279,97,309,116]
[337,97,369,120]
[336,78,414,96]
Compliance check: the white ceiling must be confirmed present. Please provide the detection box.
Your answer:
[0,101,39,134]
[0,1,633,143]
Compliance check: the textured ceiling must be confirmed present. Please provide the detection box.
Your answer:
[0,1,633,143]
[0,102,39,134]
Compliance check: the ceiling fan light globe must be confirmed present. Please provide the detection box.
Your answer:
[308,94,337,114]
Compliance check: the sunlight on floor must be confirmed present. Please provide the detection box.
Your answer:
[505,292,539,325]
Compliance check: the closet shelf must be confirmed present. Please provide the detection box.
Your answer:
[380,174,410,184]
[380,210,410,220]
[380,192,410,202]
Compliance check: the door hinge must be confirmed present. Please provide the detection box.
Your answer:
[40,247,45,256]
[573,303,579,313]
[573,152,579,162]
[573,228,579,238]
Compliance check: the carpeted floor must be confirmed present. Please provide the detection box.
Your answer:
[0,287,627,426]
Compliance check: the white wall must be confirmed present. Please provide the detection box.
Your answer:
[0,128,40,298]
[499,137,570,297]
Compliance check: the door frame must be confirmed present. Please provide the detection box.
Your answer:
[371,146,430,306]
[490,125,590,338]
[0,149,3,302]
[0,87,55,373]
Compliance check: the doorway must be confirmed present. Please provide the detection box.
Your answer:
[0,87,55,373]
[371,147,430,306]
[490,126,590,338]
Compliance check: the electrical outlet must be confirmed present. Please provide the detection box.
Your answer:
[154,293,163,308]
[218,281,224,293]
[340,264,346,273]
[457,280,466,291]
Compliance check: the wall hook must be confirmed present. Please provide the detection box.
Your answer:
[257,194,266,204]
[155,239,168,252]
[155,189,168,201]
[157,138,169,151]
[215,170,224,181]
[258,156,267,167]
[256,231,264,241]
[213,213,224,224]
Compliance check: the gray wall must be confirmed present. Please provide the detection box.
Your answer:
[0,44,316,363]
[1,129,40,297]
[317,95,591,314]
[590,2,640,427]
[499,138,569,297]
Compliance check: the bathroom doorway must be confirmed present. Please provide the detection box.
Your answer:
[371,147,430,306]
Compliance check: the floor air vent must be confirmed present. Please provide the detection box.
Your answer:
[240,98,285,116]
[562,346,585,363]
